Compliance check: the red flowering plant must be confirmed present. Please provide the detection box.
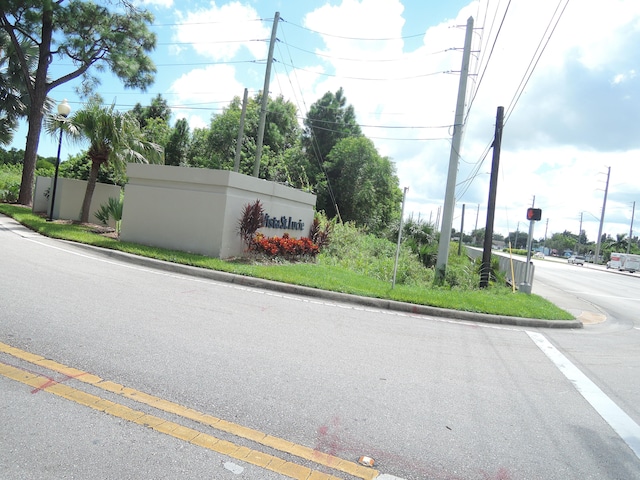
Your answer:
[250,232,320,261]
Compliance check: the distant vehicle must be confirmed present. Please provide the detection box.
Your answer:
[621,254,640,273]
[607,252,623,270]
[607,252,640,272]
[534,252,545,259]
[568,255,585,265]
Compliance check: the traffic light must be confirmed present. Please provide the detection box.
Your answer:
[527,208,542,221]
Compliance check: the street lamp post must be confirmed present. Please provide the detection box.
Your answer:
[48,99,71,221]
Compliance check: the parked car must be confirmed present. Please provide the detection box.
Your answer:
[533,252,545,259]
[568,255,585,265]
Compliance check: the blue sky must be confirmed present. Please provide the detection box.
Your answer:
[12,0,640,242]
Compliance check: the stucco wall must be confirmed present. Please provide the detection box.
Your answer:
[466,247,535,287]
[34,176,121,228]
[120,164,316,259]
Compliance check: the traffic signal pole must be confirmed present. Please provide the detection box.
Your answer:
[518,203,542,294]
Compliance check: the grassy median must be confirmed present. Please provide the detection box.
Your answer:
[0,203,574,320]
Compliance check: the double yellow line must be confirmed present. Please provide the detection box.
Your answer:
[0,341,378,480]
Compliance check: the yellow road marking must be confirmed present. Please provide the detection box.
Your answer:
[0,361,337,480]
[0,342,378,480]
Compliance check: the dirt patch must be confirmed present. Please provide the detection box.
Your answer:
[42,214,118,239]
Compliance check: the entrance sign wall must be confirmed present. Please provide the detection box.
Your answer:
[120,164,317,259]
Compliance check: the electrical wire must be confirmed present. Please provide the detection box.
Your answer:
[275,22,340,218]
[279,41,451,64]
[275,60,451,82]
[464,0,512,124]
[503,0,570,124]
[281,18,426,41]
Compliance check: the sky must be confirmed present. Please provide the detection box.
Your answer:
[11,0,640,243]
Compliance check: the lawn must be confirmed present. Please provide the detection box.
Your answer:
[0,203,575,321]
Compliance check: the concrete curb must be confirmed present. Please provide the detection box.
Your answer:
[65,240,584,330]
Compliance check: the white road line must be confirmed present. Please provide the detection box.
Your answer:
[527,331,640,460]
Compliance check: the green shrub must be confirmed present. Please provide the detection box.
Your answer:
[94,196,123,235]
[318,222,433,285]
[36,159,55,174]
[0,164,22,203]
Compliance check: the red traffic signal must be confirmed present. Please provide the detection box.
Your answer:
[527,208,542,221]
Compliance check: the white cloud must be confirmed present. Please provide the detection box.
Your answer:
[173,2,271,61]
[284,0,640,241]
[168,64,245,126]
[150,0,640,241]
[135,0,173,8]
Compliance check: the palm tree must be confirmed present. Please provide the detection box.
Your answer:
[607,233,628,253]
[46,100,163,223]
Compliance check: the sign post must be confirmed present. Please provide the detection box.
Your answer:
[519,208,542,294]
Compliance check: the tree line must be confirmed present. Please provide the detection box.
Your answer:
[1,1,402,235]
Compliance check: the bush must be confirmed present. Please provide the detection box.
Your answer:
[36,159,55,175]
[94,196,124,235]
[0,164,22,203]
[237,199,264,249]
[318,222,433,285]
[250,233,319,261]
[308,212,333,251]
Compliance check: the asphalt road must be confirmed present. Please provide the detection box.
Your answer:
[1,216,639,480]
[532,255,639,327]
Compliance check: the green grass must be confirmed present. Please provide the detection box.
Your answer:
[0,203,574,321]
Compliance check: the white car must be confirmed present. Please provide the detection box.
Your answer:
[568,255,585,265]
[533,252,544,259]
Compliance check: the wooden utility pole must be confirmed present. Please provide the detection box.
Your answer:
[458,203,465,255]
[253,12,280,177]
[480,106,504,288]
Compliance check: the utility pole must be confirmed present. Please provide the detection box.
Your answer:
[577,211,583,253]
[594,166,611,264]
[480,106,504,288]
[474,204,480,232]
[392,187,409,288]
[253,12,280,177]
[435,16,474,284]
[520,196,536,294]
[544,218,549,251]
[458,203,465,255]
[234,88,249,172]
[628,201,636,254]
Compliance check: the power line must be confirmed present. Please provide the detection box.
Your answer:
[281,19,426,41]
[459,0,570,204]
[465,0,513,124]
[279,41,451,64]
[504,0,570,124]
[274,60,451,82]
